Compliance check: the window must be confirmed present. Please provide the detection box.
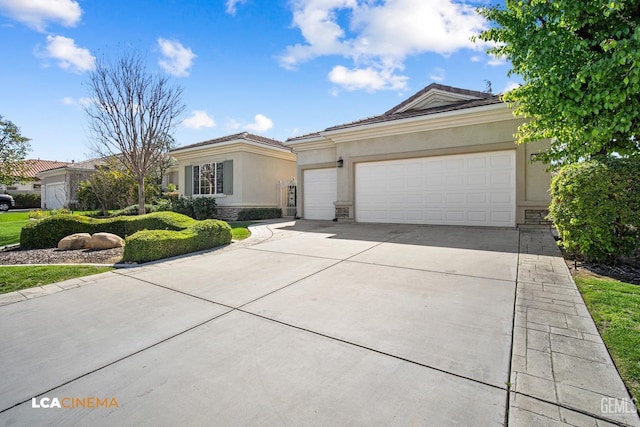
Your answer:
[192,162,224,195]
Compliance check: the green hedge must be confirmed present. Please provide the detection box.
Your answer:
[122,220,231,263]
[20,212,195,249]
[237,208,282,221]
[549,156,640,262]
[10,193,41,209]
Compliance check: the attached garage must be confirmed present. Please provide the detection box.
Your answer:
[303,168,337,220]
[287,84,552,227]
[355,150,516,227]
[44,182,66,210]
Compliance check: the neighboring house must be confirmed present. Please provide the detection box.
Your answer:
[170,132,297,220]
[36,159,103,209]
[1,159,70,195]
[286,83,552,227]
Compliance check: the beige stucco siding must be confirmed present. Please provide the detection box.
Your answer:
[172,143,296,208]
[240,151,297,206]
[291,113,552,225]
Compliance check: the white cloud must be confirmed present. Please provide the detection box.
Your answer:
[61,96,94,107]
[61,96,75,105]
[43,35,95,72]
[245,114,273,133]
[329,65,407,91]
[225,0,247,15]
[0,0,82,31]
[157,38,196,77]
[183,111,216,129]
[470,55,483,62]
[428,67,445,82]
[279,0,487,91]
[226,118,242,130]
[487,53,506,66]
[502,81,520,94]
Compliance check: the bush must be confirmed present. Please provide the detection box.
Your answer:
[10,193,41,209]
[20,211,195,249]
[170,196,216,220]
[237,208,282,221]
[122,220,232,263]
[110,200,173,217]
[549,156,640,262]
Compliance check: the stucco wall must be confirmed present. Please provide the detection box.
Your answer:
[174,146,296,208]
[292,117,552,226]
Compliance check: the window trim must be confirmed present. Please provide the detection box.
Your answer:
[192,162,225,196]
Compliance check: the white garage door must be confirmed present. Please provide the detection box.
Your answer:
[303,168,337,220]
[355,150,516,227]
[45,183,66,210]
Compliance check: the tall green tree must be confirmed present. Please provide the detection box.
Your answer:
[0,115,31,185]
[476,1,640,165]
[84,51,184,214]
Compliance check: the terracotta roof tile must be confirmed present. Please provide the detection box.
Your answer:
[22,159,71,178]
[172,132,291,152]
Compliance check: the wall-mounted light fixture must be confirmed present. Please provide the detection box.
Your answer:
[337,157,344,168]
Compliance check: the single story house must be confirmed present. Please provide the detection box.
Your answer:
[37,158,103,209]
[286,84,551,227]
[1,159,70,196]
[170,132,297,220]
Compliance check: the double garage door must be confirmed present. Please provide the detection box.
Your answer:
[304,150,516,227]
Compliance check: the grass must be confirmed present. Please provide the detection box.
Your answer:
[0,211,31,246]
[575,273,640,401]
[228,222,255,241]
[0,266,113,294]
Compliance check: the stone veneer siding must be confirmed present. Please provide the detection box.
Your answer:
[524,209,551,225]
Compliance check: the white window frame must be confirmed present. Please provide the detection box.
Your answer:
[192,162,224,195]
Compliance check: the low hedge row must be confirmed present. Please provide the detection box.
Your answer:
[237,208,282,221]
[20,211,195,249]
[122,219,231,263]
[11,193,41,209]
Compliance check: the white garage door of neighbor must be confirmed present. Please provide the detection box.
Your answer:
[355,150,516,227]
[45,183,66,210]
[303,168,337,220]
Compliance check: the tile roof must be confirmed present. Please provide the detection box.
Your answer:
[323,96,502,132]
[384,83,493,115]
[22,159,71,178]
[287,84,502,142]
[171,132,291,153]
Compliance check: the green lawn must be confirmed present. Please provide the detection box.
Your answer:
[0,211,31,246]
[575,274,640,401]
[228,222,254,241]
[0,266,113,294]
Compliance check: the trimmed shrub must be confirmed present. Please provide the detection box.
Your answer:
[20,211,195,249]
[237,208,282,221]
[549,156,640,262]
[170,196,217,220]
[122,219,232,263]
[11,193,41,209]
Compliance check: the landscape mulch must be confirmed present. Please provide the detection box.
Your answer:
[0,247,123,265]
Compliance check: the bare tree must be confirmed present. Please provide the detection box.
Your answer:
[84,51,184,214]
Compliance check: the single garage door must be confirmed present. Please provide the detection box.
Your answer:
[303,168,337,220]
[45,182,66,210]
[355,150,516,227]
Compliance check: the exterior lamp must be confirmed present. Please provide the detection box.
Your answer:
[337,157,344,168]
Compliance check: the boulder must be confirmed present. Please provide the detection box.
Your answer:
[90,232,125,250]
[58,233,92,250]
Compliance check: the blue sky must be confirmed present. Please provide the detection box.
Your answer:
[0,0,515,162]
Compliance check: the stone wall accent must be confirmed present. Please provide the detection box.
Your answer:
[215,207,244,221]
[335,207,349,219]
[525,209,551,225]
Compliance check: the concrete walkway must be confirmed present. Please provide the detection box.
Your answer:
[0,222,637,426]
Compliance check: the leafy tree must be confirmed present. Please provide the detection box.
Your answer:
[476,1,640,165]
[0,115,31,185]
[77,157,137,215]
[84,51,184,214]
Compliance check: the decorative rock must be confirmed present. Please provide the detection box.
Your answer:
[90,233,125,250]
[58,233,92,250]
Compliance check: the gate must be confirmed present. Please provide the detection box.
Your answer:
[277,178,297,217]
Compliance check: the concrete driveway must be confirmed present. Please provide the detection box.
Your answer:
[0,221,638,426]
